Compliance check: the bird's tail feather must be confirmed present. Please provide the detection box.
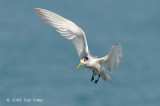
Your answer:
[101,71,112,82]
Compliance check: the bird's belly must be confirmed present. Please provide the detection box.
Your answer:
[86,63,101,71]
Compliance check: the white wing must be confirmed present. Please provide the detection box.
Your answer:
[100,44,123,72]
[34,8,89,58]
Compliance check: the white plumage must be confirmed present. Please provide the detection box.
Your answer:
[35,8,123,83]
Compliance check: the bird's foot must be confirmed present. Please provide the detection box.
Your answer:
[94,80,98,84]
[91,70,95,82]
[91,76,94,82]
[94,75,100,84]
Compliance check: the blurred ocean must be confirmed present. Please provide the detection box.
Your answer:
[0,0,160,106]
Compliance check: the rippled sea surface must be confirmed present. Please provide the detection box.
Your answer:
[0,0,160,106]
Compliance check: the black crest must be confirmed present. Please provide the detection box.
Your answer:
[84,57,88,60]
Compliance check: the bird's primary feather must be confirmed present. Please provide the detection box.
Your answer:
[100,44,123,72]
[34,8,89,58]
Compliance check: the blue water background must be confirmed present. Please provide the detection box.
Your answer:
[0,0,160,106]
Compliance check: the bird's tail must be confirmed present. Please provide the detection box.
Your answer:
[101,71,112,82]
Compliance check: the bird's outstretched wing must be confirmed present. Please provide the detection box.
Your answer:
[100,44,123,72]
[34,8,89,58]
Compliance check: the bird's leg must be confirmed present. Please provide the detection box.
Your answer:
[94,75,100,84]
[91,71,94,82]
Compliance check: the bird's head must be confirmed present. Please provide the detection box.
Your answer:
[77,57,89,68]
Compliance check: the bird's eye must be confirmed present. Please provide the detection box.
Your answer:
[82,57,88,62]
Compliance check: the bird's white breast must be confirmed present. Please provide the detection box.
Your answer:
[86,58,101,71]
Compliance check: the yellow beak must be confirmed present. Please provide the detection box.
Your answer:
[77,62,84,68]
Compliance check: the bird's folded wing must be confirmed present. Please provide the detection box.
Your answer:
[34,8,89,58]
[100,44,123,72]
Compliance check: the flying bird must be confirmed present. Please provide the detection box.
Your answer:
[34,8,123,84]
